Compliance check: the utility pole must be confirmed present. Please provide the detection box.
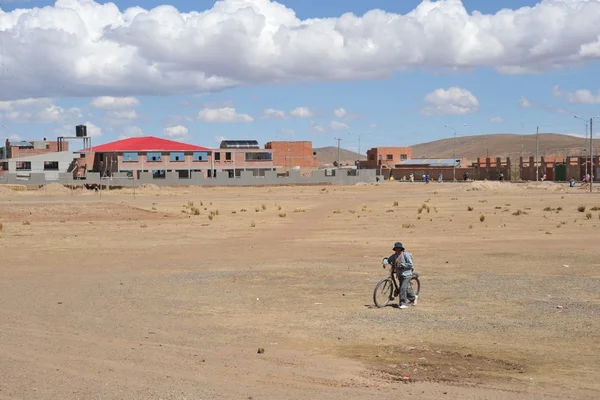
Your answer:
[591,117,594,193]
[536,126,539,181]
[348,132,370,172]
[334,137,342,169]
[444,124,466,182]
[585,121,588,178]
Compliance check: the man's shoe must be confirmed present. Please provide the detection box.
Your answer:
[399,304,409,309]
[412,295,418,306]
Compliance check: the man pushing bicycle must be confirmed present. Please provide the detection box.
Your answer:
[386,242,417,309]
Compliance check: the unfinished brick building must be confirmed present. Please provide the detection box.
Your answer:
[264,141,318,169]
[1,139,68,159]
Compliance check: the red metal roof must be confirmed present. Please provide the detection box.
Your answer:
[84,136,209,152]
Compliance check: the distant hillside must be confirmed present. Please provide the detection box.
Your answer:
[412,133,598,160]
[313,146,366,166]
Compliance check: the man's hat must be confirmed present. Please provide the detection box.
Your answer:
[393,242,405,251]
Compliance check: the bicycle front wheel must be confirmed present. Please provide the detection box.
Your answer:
[373,278,394,308]
[409,277,420,297]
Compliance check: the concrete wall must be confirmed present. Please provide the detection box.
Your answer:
[0,169,377,187]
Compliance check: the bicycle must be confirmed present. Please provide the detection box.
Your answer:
[373,257,421,308]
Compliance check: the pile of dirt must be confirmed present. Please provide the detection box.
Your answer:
[522,181,566,192]
[40,183,71,194]
[463,181,521,192]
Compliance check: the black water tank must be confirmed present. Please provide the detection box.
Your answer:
[76,125,87,137]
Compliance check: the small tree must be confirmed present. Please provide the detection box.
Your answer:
[333,161,339,167]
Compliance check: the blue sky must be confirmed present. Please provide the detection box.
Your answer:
[1,0,599,152]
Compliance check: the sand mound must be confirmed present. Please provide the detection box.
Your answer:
[40,183,71,194]
[463,181,520,192]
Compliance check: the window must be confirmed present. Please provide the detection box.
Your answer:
[178,170,190,179]
[245,152,272,161]
[152,170,166,179]
[147,152,162,162]
[16,162,31,171]
[193,152,208,161]
[400,154,408,160]
[123,152,138,162]
[369,155,375,161]
[170,152,184,162]
[44,161,59,170]
[225,152,232,161]
[386,154,393,161]
[214,152,221,161]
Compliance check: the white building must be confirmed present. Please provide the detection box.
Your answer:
[3,152,79,180]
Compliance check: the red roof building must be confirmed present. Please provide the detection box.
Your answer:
[85,136,210,152]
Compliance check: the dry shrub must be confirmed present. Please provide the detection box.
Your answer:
[0,222,3,231]
[349,210,356,214]
[469,224,473,229]
[557,207,563,211]
[478,200,488,203]
[215,210,220,215]
[578,205,586,212]
[451,198,458,201]
[545,231,552,235]
[590,206,600,211]
[278,205,282,211]
[480,215,485,222]
[151,206,157,211]
[22,220,31,225]
[208,215,214,221]
[140,224,148,228]
[240,209,247,212]
[278,212,287,218]
[393,201,399,207]
[543,207,555,212]
[191,207,200,215]
[513,209,526,216]
[585,212,592,220]
[187,201,194,207]
[250,221,256,227]
[333,210,341,214]
[261,204,267,211]
[467,206,474,211]
[402,223,415,228]
[294,208,305,213]
[495,206,502,209]
[386,209,394,213]
[255,208,260,212]
[231,211,237,214]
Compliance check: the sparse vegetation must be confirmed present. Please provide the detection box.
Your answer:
[240,209,247,212]
[348,210,356,214]
[386,209,394,213]
[469,224,473,229]
[480,215,486,222]
[0,222,3,231]
[402,223,415,229]
[591,206,600,211]
[479,200,488,203]
[151,206,157,211]
[231,211,236,214]
[393,201,399,207]
[333,210,341,214]
[417,204,428,214]
[294,208,306,213]
[278,212,287,218]
[22,220,31,225]
[585,212,592,220]
[467,206,474,211]
[255,208,260,212]
[250,221,256,228]
[277,205,282,211]
[191,207,200,215]
[543,207,555,212]
[261,204,267,211]
[578,205,586,212]
[495,206,502,209]
[557,207,563,211]
[513,209,527,216]
[140,224,148,228]
[208,214,214,221]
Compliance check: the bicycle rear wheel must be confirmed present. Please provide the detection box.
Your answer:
[373,278,394,308]
[409,277,420,297]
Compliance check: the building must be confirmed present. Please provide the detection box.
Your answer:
[360,147,413,169]
[264,141,318,169]
[382,157,512,181]
[85,136,276,180]
[1,138,68,160]
[1,151,81,180]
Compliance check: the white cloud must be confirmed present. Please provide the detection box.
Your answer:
[421,87,479,116]
[198,107,253,123]
[90,96,139,109]
[519,97,533,108]
[289,107,313,118]
[84,121,103,137]
[106,110,138,122]
[262,108,287,120]
[119,126,144,140]
[163,125,189,138]
[333,108,346,118]
[277,128,296,136]
[311,121,327,134]
[214,135,227,143]
[489,116,504,123]
[553,85,600,104]
[329,121,350,131]
[2,0,600,100]
[0,98,81,123]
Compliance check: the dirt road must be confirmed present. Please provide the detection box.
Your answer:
[0,182,598,399]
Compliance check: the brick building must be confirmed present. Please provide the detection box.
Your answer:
[264,141,318,169]
[1,139,68,159]
[360,147,413,169]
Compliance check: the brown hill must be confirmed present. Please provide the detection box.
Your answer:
[313,146,365,166]
[411,133,598,160]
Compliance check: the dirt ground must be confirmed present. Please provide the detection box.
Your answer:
[0,181,599,399]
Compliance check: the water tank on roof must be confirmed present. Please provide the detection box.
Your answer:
[219,140,260,149]
[76,125,87,137]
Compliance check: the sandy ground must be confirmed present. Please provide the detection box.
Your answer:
[0,181,599,399]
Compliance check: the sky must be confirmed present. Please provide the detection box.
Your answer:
[1,0,600,153]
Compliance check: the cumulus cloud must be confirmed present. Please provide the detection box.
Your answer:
[489,116,504,123]
[262,108,287,119]
[553,85,600,104]
[277,128,296,136]
[333,108,347,118]
[198,107,253,123]
[90,96,139,109]
[289,107,313,118]
[119,125,144,140]
[519,97,533,108]
[421,87,479,116]
[2,0,600,100]
[329,121,350,131]
[163,125,189,138]
[0,98,81,123]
